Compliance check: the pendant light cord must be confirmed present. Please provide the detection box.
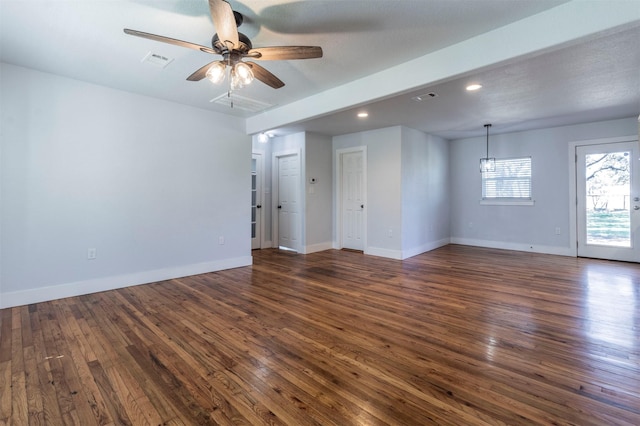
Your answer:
[484,123,491,157]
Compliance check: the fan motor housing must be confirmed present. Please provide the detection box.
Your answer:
[212,32,252,53]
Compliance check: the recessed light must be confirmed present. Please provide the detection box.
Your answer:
[466,84,482,91]
[357,112,369,118]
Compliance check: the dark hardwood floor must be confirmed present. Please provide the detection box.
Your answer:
[1,245,639,425]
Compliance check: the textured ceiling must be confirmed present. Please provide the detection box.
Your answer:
[1,0,639,139]
[282,25,640,139]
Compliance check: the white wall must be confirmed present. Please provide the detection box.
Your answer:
[267,132,332,253]
[333,126,451,260]
[1,63,252,308]
[304,133,333,253]
[449,117,638,255]
[333,126,403,258]
[3,64,635,309]
[401,127,450,259]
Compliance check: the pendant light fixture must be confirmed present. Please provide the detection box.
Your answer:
[480,123,496,173]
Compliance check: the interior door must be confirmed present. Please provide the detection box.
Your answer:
[251,154,262,250]
[576,141,640,262]
[341,150,364,250]
[277,154,300,252]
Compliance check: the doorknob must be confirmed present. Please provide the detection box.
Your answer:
[361,204,364,209]
[278,205,282,209]
[634,205,640,210]
[256,205,262,209]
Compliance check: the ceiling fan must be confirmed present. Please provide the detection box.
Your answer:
[124,0,322,90]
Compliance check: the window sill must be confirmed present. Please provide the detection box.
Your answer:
[480,199,535,206]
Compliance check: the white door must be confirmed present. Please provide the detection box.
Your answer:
[251,154,263,250]
[577,141,640,262]
[341,150,365,250]
[277,154,300,252]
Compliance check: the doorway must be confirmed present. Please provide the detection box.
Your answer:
[576,140,640,262]
[273,152,301,252]
[336,147,366,251]
[251,153,263,250]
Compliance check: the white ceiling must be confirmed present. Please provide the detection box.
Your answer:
[1,0,639,139]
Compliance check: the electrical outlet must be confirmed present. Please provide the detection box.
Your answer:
[555,227,561,235]
[87,248,97,260]
[388,229,393,237]
[218,236,225,245]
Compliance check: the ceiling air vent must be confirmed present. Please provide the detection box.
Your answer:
[412,92,438,102]
[210,93,274,113]
[141,51,174,68]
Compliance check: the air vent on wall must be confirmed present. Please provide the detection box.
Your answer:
[210,93,274,113]
[141,51,174,68]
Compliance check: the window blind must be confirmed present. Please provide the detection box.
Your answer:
[482,157,532,199]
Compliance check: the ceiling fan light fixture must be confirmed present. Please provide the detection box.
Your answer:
[234,62,254,86]
[230,68,243,90]
[124,4,322,93]
[206,61,226,84]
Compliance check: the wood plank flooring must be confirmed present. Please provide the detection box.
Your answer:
[1,245,639,425]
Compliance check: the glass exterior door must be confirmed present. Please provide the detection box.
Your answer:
[577,141,640,262]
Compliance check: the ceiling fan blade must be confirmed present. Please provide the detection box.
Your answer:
[208,0,239,51]
[248,46,323,61]
[124,29,216,54]
[186,61,219,81]
[246,62,284,89]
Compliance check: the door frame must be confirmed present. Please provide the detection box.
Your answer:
[335,146,367,250]
[568,135,639,258]
[272,149,302,251]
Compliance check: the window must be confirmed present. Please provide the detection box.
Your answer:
[482,157,533,205]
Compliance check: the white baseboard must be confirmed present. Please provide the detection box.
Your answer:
[450,237,574,257]
[331,238,570,261]
[0,256,253,309]
[365,238,451,260]
[365,246,403,260]
[302,242,333,254]
[401,238,451,260]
